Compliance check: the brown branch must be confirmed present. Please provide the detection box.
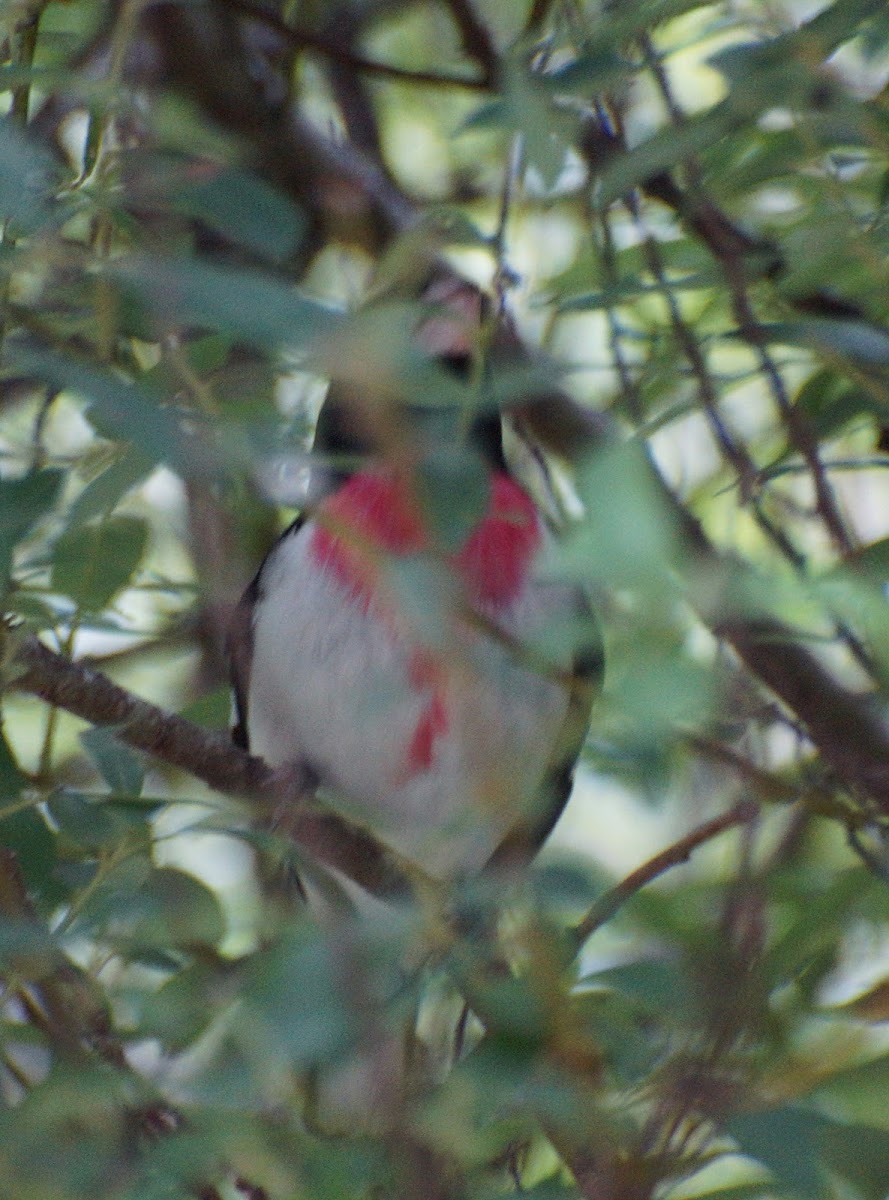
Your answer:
[7,633,415,901]
[714,614,889,806]
[574,801,759,945]
[142,1,414,256]
[11,632,276,796]
[0,846,124,1065]
[441,0,498,89]
[319,4,391,190]
[226,0,490,92]
[664,491,889,810]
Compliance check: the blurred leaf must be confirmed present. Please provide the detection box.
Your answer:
[503,58,572,189]
[77,720,143,796]
[171,165,306,263]
[114,255,341,352]
[178,685,232,729]
[531,858,608,915]
[545,43,629,96]
[0,729,60,905]
[66,451,154,526]
[85,865,225,952]
[763,868,876,988]
[0,1063,140,1197]
[728,1107,889,1200]
[756,319,889,371]
[415,443,490,552]
[726,1107,828,1198]
[51,515,148,613]
[572,987,665,1084]
[8,347,189,470]
[422,1039,544,1164]
[813,1052,889,1122]
[792,369,882,438]
[580,957,694,1021]
[0,468,64,588]
[596,111,732,205]
[605,634,715,743]
[242,922,359,1068]
[454,968,549,1045]
[560,440,680,587]
[46,788,146,850]
[140,960,231,1051]
[821,1123,889,1200]
[559,271,718,312]
[477,1183,580,1200]
[0,119,54,233]
[0,915,56,970]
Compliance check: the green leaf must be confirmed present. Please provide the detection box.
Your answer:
[545,44,629,96]
[178,684,232,729]
[560,440,680,587]
[755,320,889,371]
[0,1063,136,1196]
[581,958,694,1021]
[726,1107,828,1198]
[415,443,490,552]
[79,726,145,797]
[67,450,155,526]
[51,515,148,612]
[242,922,359,1068]
[821,1122,889,1200]
[114,255,341,352]
[139,960,229,1051]
[172,165,306,263]
[0,468,64,588]
[96,866,225,951]
[502,58,571,189]
[596,110,733,205]
[763,867,875,987]
[8,348,186,469]
[46,789,145,850]
[0,120,55,233]
[812,1052,889,1135]
[559,271,718,312]
[729,1108,889,1200]
[0,730,60,905]
[792,369,882,438]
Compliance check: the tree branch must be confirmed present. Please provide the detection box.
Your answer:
[226,0,490,92]
[574,801,759,946]
[7,633,415,901]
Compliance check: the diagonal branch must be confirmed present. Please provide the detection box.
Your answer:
[574,801,759,946]
[7,633,414,901]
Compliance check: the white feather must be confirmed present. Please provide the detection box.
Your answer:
[247,519,577,878]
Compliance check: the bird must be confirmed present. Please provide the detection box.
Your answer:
[229,282,602,894]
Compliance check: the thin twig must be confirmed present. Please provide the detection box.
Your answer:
[639,34,855,558]
[574,801,759,946]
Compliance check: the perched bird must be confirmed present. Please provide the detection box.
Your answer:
[230,288,601,891]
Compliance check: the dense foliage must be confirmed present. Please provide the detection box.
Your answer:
[3,1,889,1197]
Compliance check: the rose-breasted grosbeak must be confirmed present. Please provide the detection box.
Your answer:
[230,307,601,890]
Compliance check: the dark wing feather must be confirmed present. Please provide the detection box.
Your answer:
[228,570,262,751]
[228,515,305,751]
[488,607,604,869]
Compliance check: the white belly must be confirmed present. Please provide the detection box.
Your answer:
[247,524,573,878]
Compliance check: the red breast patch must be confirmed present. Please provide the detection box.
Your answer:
[309,469,540,609]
